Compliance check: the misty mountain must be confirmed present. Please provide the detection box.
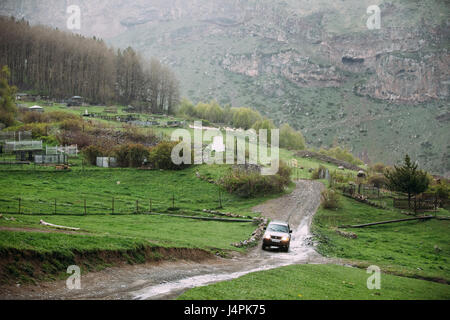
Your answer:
[1,0,449,175]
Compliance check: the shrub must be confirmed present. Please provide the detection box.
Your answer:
[312,165,327,180]
[149,141,190,170]
[279,123,306,150]
[21,123,51,138]
[321,189,341,209]
[21,110,45,123]
[82,145,106,165]
[221,162,291,197]
[371,162,386,174]
[20,110,80,124]
[128,144,150,167]
[331,171,353,183]
[318,147,363,166]
[115,144,130,167]
[114,143,149,168]
[57,130,91,148]
[59,119,83,131]
[368,174,389,189]
[122,124,158,145]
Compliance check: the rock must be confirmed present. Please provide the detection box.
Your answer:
[335,228,357,239]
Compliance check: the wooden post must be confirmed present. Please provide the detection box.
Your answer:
[54,199,57,214]
[149,199,152,214]
[18,198,21,214]
[172,193,175,209]
[434,194,438,216]
[136,200,139,214]
[218,190,222,208]
[84,199,87,215]
[112,197,114,215]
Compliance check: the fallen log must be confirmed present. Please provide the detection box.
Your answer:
[339,216,434,228]
[40,219,80,231]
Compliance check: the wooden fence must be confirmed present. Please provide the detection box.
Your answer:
[393,193,449,211]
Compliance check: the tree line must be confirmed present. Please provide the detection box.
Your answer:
[178,99,306,150]
[0,16,179,113]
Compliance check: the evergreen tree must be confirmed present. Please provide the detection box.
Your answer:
[384,155,430,213]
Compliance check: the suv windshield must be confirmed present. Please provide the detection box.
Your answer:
[268,224,289,233]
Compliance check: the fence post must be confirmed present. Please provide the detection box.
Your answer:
[112,197,114,215]
[18,198,21,214]
[136,200,139,214]
[84,199,87,215]
[149,199,152,214]
[54,199,56,214]
[218,189,223,208]
[172,193,175,209]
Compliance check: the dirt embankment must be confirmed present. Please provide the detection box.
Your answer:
[0,245,214,289]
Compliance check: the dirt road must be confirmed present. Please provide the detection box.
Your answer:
[0,180,333,300]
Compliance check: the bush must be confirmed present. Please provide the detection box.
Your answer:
[148,141,190,170]
[318,147,363,166]
[312,165,327,180]
[371,162,386,174]
[321,189,341,209]
[279,123,306,150]
[128,144,150,167]
[368,174,389,189]
[221,162,292,197]
[122,124,158,145]
[20,110,80,124]
[59,119,83,131]
[114,143,149,168]
[331,171,353,183]
[82,145,105,165]
[57,130,91,148]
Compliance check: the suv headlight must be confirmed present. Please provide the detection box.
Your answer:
[264,234,271,240]
[281,235,289,241]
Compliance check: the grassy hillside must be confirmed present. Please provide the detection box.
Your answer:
[312,195,450,283]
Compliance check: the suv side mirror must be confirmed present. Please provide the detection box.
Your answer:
[289,230,292,233]
[263,227,266,230]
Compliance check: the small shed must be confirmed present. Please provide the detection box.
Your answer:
[67,96,83,107]
[29,105,44,113]
[96,157,117,168]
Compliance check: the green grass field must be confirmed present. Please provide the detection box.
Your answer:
[0,164,289,216]
[0,214,255,253]
[178,190,450,300]
[178,264,450,300]
[312,195,450,283]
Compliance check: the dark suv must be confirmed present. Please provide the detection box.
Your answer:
[262,221,292,252]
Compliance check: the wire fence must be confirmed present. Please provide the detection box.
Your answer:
[0,189,227,216]
[0,197,168,216]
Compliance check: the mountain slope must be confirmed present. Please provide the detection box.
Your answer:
[1,0,449,175]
